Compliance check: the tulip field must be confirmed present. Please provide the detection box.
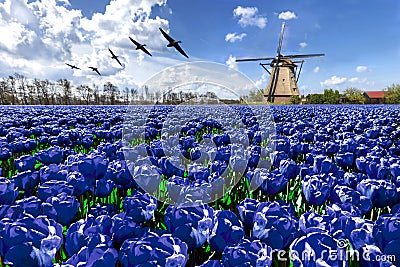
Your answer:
[1,104,400,267]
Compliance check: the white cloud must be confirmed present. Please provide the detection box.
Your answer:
[349,77,368,84]
[233,6,267,29]
[225,32,247,43]
[0,0,191,90]
[313,66,320,73]
[0,0,84,62]
[299,42,307,49]
[226,55,238,70]
[278,11,297,20]
[356,65,369,73]
[320,75,347,87]
[255,73,268,88]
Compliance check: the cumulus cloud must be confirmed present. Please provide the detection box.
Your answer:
[0,0,84,62]
[226,55,238,70]
[255,73,268,88]
[356,65,369,73]
[225,32,247,43]
[0,0,187,89]
[320,75,347,87]
[233,6,267,29]
[313,66,320,73]
[299,42,307,49]
[278,11,297,20]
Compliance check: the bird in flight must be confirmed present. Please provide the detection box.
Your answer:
[65,63,80,70]
[159,27,189,58]
[129,37,152,57]
[88,66,101,76]
[108,48,123,67]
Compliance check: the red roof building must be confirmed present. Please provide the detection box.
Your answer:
[364,91,385,104]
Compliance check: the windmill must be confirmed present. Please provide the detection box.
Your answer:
[236,22,324,103]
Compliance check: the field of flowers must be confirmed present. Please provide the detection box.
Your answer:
[1,104,400,267]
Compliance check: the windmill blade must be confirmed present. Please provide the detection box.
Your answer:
[296,60,304,83]
[283,53,325,59]
[277,22,286,56]
[272,66,280,102]
[259,63,271,75]
[236,57,275,62]
[268,63,280,102]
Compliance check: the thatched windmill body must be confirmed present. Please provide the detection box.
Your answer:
[236,22,324,103]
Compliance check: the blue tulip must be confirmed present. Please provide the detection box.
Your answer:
[11,170,40,193]
[39,164,68,183]
[279,159,299,180]
[0,147,11,161]
[133,163,161,194]
[252,168,288,195]
[110,212,142,246]
[237,198,260,229]
[335,152,355,168]
[253,201,299,250]
[290,232,347,267]
[159,156,185,178]
[94,178,115,198]
[0,177,18,205]
[36,146,64,165]
[14,155,36,172]
[123,191,157,223]
[118,234,188,267]
[209,210,244,252]
[15,196,43,217]
[299,212,330,234]
[42,192,80,226]
[302,173,334,206]
[108,159,135,189]
[66,171,90,196]
[357,179,398,208]
[222,239,272,267]
[38,180,74,201]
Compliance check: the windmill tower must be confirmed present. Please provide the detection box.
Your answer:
[236,22,324,103]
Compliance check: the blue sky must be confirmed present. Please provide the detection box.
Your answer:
[0,0,399,96]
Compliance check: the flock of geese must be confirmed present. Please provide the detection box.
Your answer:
[65,28,189,76]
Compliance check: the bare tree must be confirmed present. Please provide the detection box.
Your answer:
[8,76,17,105]
[48,82,59,105]
[130,88,138,102]
[154,90,162,103]
[92,83,100,105]
[77,84,93,105]
[123,87,130,104]
[103,82,119,105]
[14,73,28,105]
[0,79,10,105]
[27,84,36,105]
[58,79,72,105]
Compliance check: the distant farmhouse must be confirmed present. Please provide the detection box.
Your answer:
[364,91,385,104]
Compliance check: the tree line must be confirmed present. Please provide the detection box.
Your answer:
[1,73,399,105]
[0,73,219,105]
[247,84,400,104]
[301,84,400,104]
